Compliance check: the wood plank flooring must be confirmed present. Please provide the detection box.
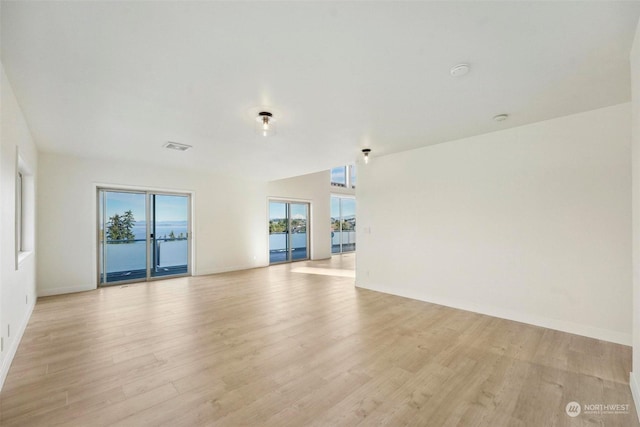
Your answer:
[0,254,636,426]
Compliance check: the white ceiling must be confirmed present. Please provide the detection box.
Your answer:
[2,1,639,181]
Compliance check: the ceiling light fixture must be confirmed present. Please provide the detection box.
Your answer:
[493,114,509,122]
[257,111,275,137]
[163,141,192,151]
[362,148,372,164]
[450,64,470,77]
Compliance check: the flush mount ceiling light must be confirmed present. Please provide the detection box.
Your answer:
[256,111,275,137]
[362,148,372,164]
[163,141,192,151]
[450,63,470,77]
[493,114,509,122]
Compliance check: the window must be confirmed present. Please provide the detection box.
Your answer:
[330,166,347,187]
[16,172,23,252]
[16,154,34,269]
[349,164,356,188]
[331,164,356,188]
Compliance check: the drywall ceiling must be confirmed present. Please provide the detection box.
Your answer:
[2,1,639,180]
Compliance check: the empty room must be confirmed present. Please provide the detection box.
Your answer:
[2,1,640,426]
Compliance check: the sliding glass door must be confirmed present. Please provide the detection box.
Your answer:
[98,189,191,286]
[331,196,356,253]
[269,200,309,264]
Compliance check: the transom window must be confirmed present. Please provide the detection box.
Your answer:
[331,164,356,188]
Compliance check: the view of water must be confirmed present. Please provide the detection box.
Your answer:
[130,221,188,240]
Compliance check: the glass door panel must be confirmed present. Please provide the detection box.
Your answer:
[330,196,356,254]
[151,194,189,278]
[341,198,356,252]
[99,190,147,284]
[290,203,308,261]
[269,201,290,263]
[331,197,341,254]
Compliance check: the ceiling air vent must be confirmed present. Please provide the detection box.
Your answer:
[163,141,192,151]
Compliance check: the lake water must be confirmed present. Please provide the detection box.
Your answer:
[131,223,188,240]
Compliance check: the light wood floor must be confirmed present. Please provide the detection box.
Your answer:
[0,254,636,426]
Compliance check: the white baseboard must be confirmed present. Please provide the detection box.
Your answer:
[631,373,640,423]
[356,282,631,346]
[0,301,35,392]
[38,284,96,297]
[195,263,268,276]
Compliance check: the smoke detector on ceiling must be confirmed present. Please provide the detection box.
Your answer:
[163,141,192,151]
[450,64,470,77]
[493,114,509,122]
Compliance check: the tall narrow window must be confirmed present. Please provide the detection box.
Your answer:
[16,172,23,253]
[349,164,356,188]
[16,154,35,269]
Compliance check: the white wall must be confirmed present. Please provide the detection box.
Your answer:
[0,64,38,390]
[268,170,335,260]
[37,153,268,296]
[357,103,632,345]
[630,17,640,419]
